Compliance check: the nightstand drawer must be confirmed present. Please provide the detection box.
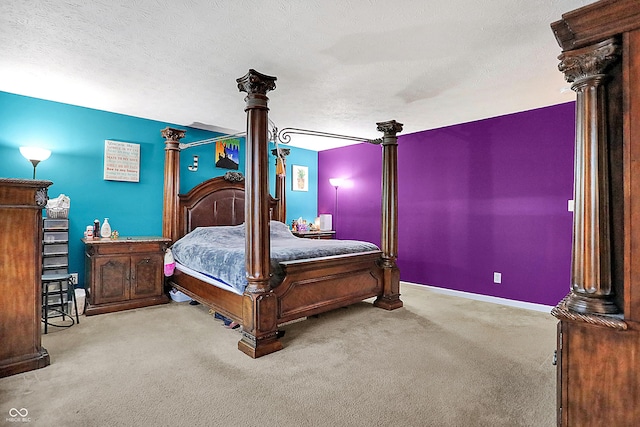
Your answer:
[293,231,335,240]
[90,241,167,255]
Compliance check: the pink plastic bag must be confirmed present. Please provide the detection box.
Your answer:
[164,248,175,276]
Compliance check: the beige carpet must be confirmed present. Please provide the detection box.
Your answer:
[0,284,558,427]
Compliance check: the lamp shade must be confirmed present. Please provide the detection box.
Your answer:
[20,147,51,161]
[329,178,344,188]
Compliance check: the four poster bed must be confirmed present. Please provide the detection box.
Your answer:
[161,69,403,358]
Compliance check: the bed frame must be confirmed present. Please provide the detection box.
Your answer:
[161,69,403,358]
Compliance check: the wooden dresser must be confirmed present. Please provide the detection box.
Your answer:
[0,178,52,378]
[551,1,640,425]
[82,236,170,315]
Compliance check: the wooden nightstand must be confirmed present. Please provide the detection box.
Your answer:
[292,230,335,240]
[82,236,170,316]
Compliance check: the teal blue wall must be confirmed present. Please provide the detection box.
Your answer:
[269,147,319,227]
[0,91,317,287]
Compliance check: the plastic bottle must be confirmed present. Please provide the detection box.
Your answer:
[93,219,100,238]
[100,218,111,238]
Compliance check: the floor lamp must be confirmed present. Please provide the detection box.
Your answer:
[329,178,343,232]
[20,147,51,179]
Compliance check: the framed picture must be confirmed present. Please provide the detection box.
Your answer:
[103,140,140,182]
[215,138,240,170]
[292,165,308,192]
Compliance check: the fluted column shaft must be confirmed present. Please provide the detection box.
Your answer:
[373,120,404,310]
[237,70,276,294]
[559,39,620,314]
[236,69,282,358]
[161,127,186,243]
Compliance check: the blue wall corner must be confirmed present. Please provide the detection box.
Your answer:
[269,145,319,227]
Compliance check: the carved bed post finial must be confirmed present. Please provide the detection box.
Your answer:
[557,38,621,315]
[236,69,282,358]
[373,120,404,310]
[237,69,277,97]
[161,127,186,243]
[271,147,290,222]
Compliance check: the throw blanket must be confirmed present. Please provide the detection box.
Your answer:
[171,221,379,294]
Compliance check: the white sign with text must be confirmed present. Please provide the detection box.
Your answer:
[104,140,140,182]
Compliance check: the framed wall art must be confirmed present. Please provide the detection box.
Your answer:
[103,140,140,182]
[292,165,308,191]
[215,138,240,170]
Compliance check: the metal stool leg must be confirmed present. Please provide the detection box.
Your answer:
[57,281,66,321]
[43,281,49,334]
[68,277,80,325]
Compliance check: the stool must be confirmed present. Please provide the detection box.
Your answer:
[41,273,80,334]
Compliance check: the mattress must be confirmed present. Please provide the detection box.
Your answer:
[174,262,243,296]
[170,220,379,294]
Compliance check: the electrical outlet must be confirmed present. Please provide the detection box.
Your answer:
[493,272,502,284]
[70,273,78,285]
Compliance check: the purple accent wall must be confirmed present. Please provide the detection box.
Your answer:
[318,102,576,306]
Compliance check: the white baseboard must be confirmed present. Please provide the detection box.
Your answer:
[400,281,554,313]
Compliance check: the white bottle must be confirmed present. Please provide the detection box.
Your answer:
[100,218,112,238]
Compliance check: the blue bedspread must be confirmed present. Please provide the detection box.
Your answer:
[170,221,379,294]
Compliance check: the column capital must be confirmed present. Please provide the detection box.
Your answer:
[161,127,186,142]
[376,120,404,138]
[558,38,620,85]
[237,69,277,95]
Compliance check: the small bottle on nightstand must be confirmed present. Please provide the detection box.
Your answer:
[100,218,111,238]
[93,219,100,238]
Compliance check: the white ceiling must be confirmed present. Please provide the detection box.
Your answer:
[0,0,591,151]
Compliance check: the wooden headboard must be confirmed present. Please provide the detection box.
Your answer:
[177,173,280,239]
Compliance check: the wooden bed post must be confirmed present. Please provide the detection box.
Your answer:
[236,69,282,358]
[271,147,290,222]
[161,127,186,242]
[373,120,404,310]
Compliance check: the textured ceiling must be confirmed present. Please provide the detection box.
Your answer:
[0,0,592,150]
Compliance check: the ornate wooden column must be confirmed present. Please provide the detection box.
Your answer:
[271,147,290,222]
[161,127,185,243]
[373,120,404,310]
[559,39,621,314]
[236,69,282,357]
